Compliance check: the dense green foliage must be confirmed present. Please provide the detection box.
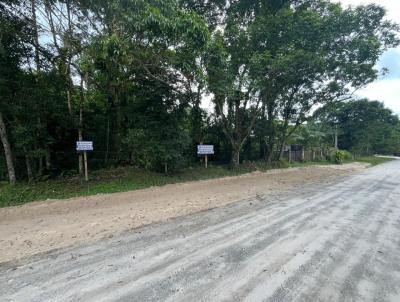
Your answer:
[309,99,400,155]
[0,161,291,207]
[1,156,393,208]
[0,0,399,184]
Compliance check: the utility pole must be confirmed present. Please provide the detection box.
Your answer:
[334,124,338,149]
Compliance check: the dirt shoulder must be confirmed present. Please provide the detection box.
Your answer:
[0,163,367,264]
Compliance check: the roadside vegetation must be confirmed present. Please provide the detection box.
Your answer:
[0,161,285,207]
[0,156,394,208]
[1,1,399,206]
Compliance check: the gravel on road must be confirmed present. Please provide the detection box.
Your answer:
[0,163,365,264]
[1,161,400,301]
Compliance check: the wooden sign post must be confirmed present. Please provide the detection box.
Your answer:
[83,151,88,181]
[76,141,93,181]
[197,145,214,168]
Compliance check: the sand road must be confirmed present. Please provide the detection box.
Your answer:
[1,160,400,301]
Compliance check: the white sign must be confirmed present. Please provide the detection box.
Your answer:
[76,141,93,151]
[197,145,214,155]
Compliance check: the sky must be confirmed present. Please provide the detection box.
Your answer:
[202,0,400,114]
[336,0,400,114]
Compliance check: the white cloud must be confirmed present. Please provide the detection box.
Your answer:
[335,0,400,114]
[201,93,214,112]
[356,79,400,114]
[336,0,400,23]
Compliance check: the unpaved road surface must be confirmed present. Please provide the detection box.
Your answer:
[1,160,400,302]
[0,163,365,263]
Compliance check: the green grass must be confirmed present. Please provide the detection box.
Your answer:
[0,156,394,208]
[0,162,285,208]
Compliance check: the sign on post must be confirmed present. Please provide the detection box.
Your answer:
[76,141,93,181]
[197,145,214,155]
[197,145,214,168]
[76,141,93,151]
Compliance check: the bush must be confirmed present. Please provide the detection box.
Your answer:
[341,150,353,161]
[334,150,346,164]
[326,149,353,164]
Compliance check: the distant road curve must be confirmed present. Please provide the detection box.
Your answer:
[375,154,400,159]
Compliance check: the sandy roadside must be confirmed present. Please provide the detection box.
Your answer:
[0,163,367,264]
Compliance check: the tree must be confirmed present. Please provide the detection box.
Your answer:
[0,0,399,183]
[180,0,226,31]
[0,113,16,184]
[80,0,209,165]
[206,21,261,166]
[314,99,400,155]
[0,0,31,184]
[290,121,329,150]
[249,1,399,161]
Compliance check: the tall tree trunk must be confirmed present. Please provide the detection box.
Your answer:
[276,100,294,161]
[78,128,83,175]
[78,77,85,174]
[0,112,16,184]
[334,124,338,149]
[259,137,266,160]
[44,0,74,115]
[25,154,33,183]
[31,0,40,72]
[65,0,73,114]
[265,139,274,162]
[191,85,203,145]
[31,0,46,175]
[66,88,72,115]
[214,93,260,167]
[265,101,276,163]
[259,103,266,160]
[278,139,286,161]
[277,123,289,161]
[231,146,240,167]
[38,156,43,176]
[23,145,33,182]
[104,117,110,165]
[45,151,51,170]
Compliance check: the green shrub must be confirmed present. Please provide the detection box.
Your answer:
[341,150,353,161]
[326,149,352,164]
[334,150,346,164]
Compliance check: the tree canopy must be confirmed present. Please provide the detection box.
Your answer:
[312,99,400,155]
[0,0,399,183]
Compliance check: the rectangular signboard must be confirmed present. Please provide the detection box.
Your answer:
[197,145,214,155]
[76,141,93,151]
